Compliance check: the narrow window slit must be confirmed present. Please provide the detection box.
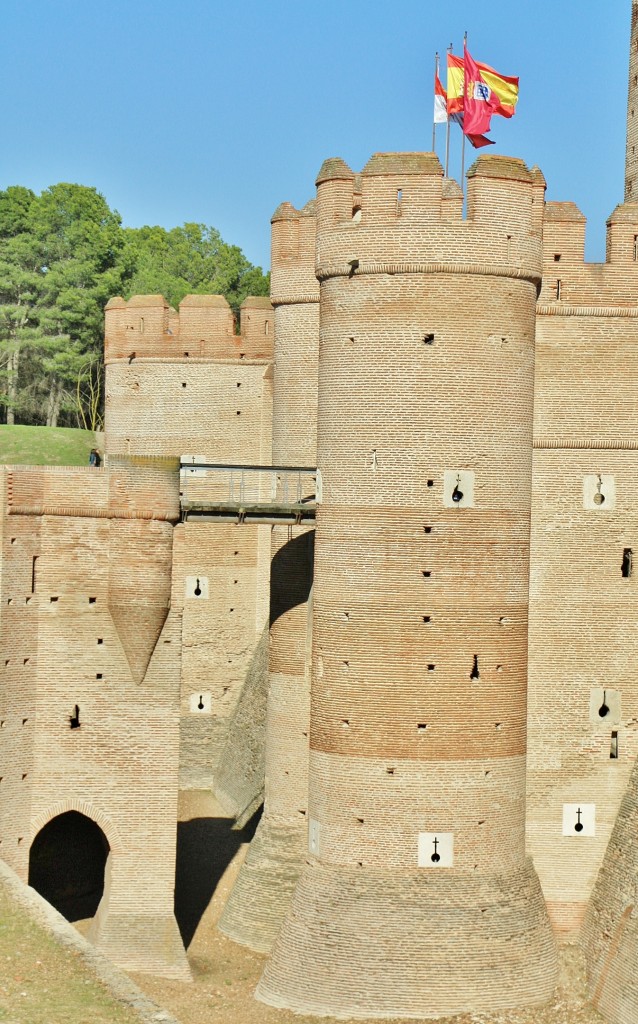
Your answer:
[470,655,480,680]
[611,731,619,759]
[622,548,633,578]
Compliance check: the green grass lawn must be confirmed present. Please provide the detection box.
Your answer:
[0,425,98,467]
[0,887,141,1024]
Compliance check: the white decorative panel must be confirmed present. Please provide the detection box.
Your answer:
[443,471,475,509]
[562,803,596,837]
[589,688,621,728]
[583,475,615,510]
[185,575,209,599]
[189,691,212,714]
[418,832,454,867]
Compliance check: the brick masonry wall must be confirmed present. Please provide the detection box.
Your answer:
[104,294,273,789]
[528,196,638,947]
[583,754,638,1021]
[257,153,557,1017]
[626,1,638,200]
[0,461,189,979]
[219,199,320,952]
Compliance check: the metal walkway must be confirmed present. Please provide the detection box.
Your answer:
[179,458,317,524]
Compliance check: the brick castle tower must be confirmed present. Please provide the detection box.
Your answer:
[257,152,558,1017]
[219,199,320,949]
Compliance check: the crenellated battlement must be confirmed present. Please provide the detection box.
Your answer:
[314,152,544,284]
[270,199,318,304]
[538,200,638,308]
[105,293,273,363]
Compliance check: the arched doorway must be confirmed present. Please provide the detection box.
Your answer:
[28,811,110,921]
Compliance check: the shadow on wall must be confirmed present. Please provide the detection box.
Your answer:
[270,531,314,628]
[28,811,110,922]
[174,808,261,948]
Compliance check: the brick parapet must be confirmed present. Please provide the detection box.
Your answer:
[314,152,543,280]
[539,201,638,308]
[104,293,273,363]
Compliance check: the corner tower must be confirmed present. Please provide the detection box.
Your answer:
[257,152,557,1018]
[626,1,638,198]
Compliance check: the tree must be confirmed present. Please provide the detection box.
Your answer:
[0,184,270,426]
[122,222,269,319]
[0,183,127,427]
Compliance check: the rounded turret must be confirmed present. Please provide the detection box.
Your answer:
[257,153,557,1018]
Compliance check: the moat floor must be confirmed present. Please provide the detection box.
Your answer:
[129,791,604,1024]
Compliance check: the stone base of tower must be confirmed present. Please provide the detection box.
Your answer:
[218,817,304,952]
[88,905,192,981]
[256,858,558,1019]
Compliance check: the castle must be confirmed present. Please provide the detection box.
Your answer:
[3,5,638,1022]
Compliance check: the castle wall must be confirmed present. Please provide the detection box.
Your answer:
[104,294,273,789]
[0,460,189,979]
[257,152,557,1018]
[528,200,638,937]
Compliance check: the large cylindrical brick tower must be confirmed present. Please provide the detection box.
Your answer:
[219,199,320,950]
[626,1,638,199]
[257,152,557,1017]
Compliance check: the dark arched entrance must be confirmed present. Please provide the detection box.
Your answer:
[28,811,110,921]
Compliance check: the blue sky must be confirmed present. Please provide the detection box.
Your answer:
[0,1,629,271]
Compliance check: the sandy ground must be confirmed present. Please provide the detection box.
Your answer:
[126,790,605,1024]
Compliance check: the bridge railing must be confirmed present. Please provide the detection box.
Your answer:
[179,458,317,521]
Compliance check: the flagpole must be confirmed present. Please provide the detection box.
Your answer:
[460,32,467,192]
[445,44,452,177]
[432,52,438,153]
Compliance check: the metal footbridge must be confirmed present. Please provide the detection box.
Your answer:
[179,457,317,525]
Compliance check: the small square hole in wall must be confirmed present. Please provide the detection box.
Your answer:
[417,723,427,731]
[96,673,103,680]
[10,538,16,544]
[49,596,58,603]
[97,638,103,645]
[88,597,96,604]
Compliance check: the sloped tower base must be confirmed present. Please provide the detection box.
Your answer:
[88,904,191,982]
[218,817,304,952]
[256,858,558,1019]
[583,756,638,1023]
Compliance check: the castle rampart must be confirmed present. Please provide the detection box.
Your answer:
[104,294,274,790]
[528,188,638,968]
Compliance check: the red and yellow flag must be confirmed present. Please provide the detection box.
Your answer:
[476,59,519,118]
[446,51,519,120]
[446,53,465,116]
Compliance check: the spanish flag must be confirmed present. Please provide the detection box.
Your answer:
[447,53,465,116]
[476,59,519,118]
[446,52,519,119]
